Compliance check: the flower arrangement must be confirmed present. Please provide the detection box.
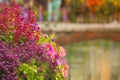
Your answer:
[0,3,68,80]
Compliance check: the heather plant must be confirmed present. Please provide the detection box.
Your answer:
[0,40,68,80]
[0,2,68,80]
[0,3,40,44]
[0,42,19,80]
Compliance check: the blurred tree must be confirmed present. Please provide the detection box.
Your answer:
[112,0,120,8]
[64,0,71,7]
[112,0,120,22]
[86,0,105,13]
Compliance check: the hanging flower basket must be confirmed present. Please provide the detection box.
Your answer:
[0,3,68,80]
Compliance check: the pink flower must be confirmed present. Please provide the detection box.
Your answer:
[56,59,61,65]
[63,62,69,77]
[59,46,66,57]
[47,50,56,59]
[60,60,69,78]
[46,43,57,59]
[46,43,52,51]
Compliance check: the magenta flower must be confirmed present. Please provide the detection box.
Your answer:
[46,43,57,59]
[0,3,40,44]
[0,2,68,80]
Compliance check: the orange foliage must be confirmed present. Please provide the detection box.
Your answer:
[85,0,105,13]
[113,0,120,7]
[86,0,105,7]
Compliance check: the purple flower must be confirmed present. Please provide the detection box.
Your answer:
[31,23,39,30]
[22,8,29,19]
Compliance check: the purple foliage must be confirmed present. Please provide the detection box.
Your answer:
[0,41,64,79]
[0,42,19,80]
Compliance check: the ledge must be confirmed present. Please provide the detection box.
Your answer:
[38,23,120,32]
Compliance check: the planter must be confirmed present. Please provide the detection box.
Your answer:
[0,3,68,80]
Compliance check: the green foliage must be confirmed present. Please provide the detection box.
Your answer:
[43,10,48,21]
[70,13,76,23]
[18,59,49,80]
[17,0,23,5]
[37,34,56,46]
[33,7,39,20]
[0,33,13,44]
[19,36,26,43]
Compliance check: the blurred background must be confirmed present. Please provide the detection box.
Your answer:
[1,0,120,80]
[1,0,120,23]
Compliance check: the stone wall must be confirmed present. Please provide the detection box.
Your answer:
[54,31,120,45]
